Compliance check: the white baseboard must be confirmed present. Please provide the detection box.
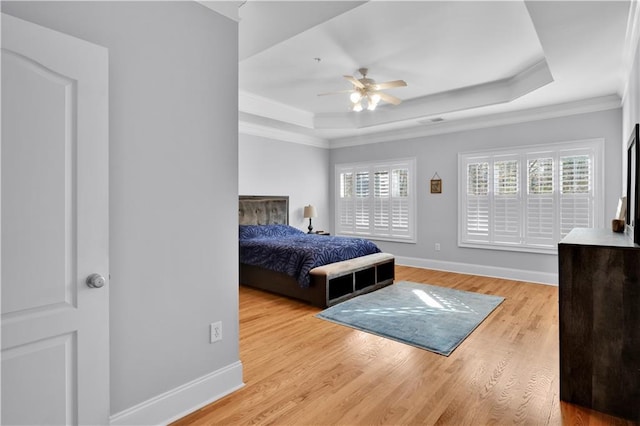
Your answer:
[110,360,244,426]
[396,256,558,286]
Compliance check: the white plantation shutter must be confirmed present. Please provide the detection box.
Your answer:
[373,170,390,232]
[335,159,416,242]
[459,140,603,253]
[391,168,410,237]
[526,197,554,239]
[338,172,354,229]
[560,154,593,235]
[355,172,370,231]
[493,159,520,243]
[525,156,555,246]
[465,161,489,241]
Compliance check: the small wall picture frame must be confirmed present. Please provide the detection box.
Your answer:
[430,172,442,194]
[430,179,442,194]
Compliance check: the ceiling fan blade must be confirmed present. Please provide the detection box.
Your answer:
[373,80,407,90]
[344,75,365,89]
[317,89,354,96]
[377,91,402,106]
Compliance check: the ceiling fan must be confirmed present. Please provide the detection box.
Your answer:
[319,68,407,111]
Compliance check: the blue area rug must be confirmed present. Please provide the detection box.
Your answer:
[316,281,504,356]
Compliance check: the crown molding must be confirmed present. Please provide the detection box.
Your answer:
[239,90,314,129]
[239,120,329,149]
[328,95,621,149]
[239,95,620,150]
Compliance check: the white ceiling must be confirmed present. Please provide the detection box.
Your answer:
[227,1,637,147]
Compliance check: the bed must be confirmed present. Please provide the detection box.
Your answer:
[239,195,395,308]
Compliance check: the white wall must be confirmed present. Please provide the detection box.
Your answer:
[623,16,640,189]
[623,42,639,143]
[239,133,330,232]
[2,1,242,422]
[330,109,622,284]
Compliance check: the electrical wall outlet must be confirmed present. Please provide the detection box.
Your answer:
[210,321,222,343]
[435,243,441,251]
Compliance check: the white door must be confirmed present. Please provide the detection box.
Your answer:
[1,13,109,425]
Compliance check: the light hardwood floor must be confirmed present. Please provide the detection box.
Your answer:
[173,266,636,425]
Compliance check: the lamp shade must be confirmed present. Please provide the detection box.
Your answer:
[303,205,317,218]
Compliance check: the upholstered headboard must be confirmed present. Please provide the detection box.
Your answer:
[239,196,289,225]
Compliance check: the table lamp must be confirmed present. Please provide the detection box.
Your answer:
[303,205,317,234]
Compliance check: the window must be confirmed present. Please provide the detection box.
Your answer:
[336,158,416,242]
[458,139,603,253]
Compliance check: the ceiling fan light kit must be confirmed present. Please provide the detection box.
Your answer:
[351,91,381,111]
[320,67,407,112]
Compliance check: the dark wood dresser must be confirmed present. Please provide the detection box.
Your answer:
[558,228,640,421]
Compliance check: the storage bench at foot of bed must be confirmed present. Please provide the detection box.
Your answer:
[310,253,395,307]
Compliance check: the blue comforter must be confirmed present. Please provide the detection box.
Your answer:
[239,224,381,288]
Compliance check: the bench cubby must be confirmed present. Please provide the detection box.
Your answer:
[310,253,395,307]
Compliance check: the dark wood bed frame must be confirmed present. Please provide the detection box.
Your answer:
[239,195,395,308]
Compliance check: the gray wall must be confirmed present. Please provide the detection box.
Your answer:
[2,1,241,416]
[330,109,622,283]
[239,133,330,232]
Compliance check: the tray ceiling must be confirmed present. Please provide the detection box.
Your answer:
[223,1,634,146]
